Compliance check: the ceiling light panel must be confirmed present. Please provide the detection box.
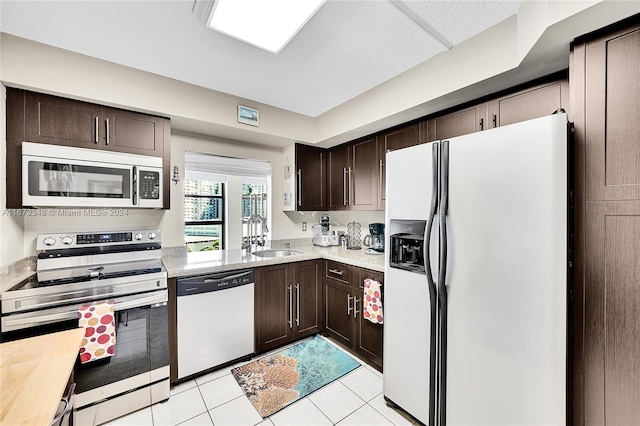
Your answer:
[207,0,325,54]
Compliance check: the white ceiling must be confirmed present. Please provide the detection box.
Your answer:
[0,0,522,118]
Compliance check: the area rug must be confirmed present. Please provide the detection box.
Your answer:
[231,334,361,417]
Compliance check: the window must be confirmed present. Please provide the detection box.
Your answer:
[184,151,271,251]
[184,179,224,251]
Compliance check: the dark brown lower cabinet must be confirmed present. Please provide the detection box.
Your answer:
[324,280,357,348]
[355,269,384,369]
[255,260,322,353]
[584,201,640,425]
[323,261,384,371]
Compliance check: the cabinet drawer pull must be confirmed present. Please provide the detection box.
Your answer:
[95,117,99,143]
[492,114,497,128]
[328,268,344,276]
[105,118,110,145]
[479,117,484,131]
[353,297,360,318]
[347,294,353,315]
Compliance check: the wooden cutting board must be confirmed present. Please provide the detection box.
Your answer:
[0,328,84,426]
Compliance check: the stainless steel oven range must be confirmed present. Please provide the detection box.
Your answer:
[0,229,169,426]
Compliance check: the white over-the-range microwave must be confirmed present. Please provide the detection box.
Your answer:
[22,142,163,208]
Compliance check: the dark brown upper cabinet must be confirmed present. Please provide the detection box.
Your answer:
[294,143,326,211]
[377,123,420,209]
[23,90,167,157]
[487,79,568,129]
[6,88,171,209]
[349,137,378,211]
[425,75,568,143]
[426,103,487,142]
[24,92,103,148]
[327,138,378,211]
[326,143,351,210]
[577,23,640,201]
[103,107,166,157]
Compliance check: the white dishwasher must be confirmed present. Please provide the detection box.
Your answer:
[176,269,254,380]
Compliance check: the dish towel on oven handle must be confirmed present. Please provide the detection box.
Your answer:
[78,301,116,364]
[363,278,383,324]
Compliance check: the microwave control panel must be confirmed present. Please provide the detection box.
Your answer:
[139,170,160,200]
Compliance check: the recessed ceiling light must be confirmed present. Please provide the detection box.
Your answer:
[207,0,325,54]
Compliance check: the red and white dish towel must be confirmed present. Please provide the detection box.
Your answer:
[363,278,383,324]
[78,301,116,364]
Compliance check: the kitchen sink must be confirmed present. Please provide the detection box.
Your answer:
[251,249,304,258]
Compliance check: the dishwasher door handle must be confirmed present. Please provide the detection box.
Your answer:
[288,284,293,329]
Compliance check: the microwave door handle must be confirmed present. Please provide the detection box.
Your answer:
[132,166,138,206]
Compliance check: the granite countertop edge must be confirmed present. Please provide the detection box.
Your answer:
[163,245,385,279]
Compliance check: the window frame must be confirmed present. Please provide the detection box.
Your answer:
[184,181,226,250]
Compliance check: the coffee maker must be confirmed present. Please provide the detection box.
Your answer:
[312,214,332,247]
[363,223,385,253]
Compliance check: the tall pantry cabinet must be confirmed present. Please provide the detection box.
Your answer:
[571,16,640,426]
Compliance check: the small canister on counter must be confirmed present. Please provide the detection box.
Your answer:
[346,221,361,250]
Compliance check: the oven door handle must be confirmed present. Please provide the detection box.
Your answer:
[5,311,78,327]
[5,292,167,328]
[114,292,167,311]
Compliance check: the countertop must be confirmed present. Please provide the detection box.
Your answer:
[0,328,84,426]
[0,245,386,294]
[163,244,385,278]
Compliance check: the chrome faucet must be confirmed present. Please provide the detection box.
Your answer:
[244,193,268,251]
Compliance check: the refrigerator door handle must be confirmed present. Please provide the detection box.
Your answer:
[438,140,450,426]
[425,142,440,290]
[424,142,440,426]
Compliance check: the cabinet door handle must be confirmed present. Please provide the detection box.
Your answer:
[297,169,302,207]
[353,297,360,318]
[288,284,293,329]
[379,159,384,198]
[343,168,348,205]
[95,117,99,143]
[479,117,484,131]
[328,268,343,276]
[347,294,353,316]
[295,283,300,327]
[105,118,110,145]
[349,167,354,205]
[492,114,497,128]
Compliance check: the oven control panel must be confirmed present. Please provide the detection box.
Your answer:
[37,229,161,250]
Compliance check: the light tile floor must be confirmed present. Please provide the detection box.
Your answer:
[103,337,418,426]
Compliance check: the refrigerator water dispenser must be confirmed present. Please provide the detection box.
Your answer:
[388,219,426,274]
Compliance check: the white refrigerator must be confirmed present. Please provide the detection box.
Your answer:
[383,113,568,425]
